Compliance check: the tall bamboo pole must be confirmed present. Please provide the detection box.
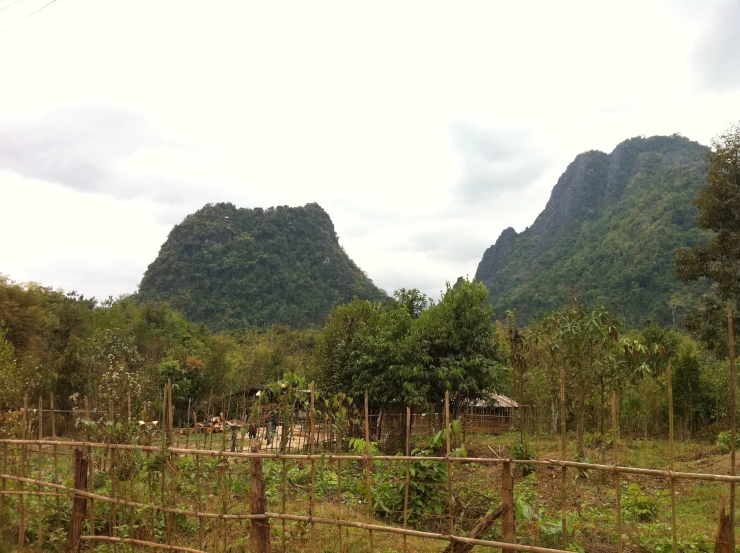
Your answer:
[364,391,374,553]
[221,395,226,452]
[85,397,94,541]
[559,367,567,550]
[728,304,736,553]
[161,383,170,544]
[196,451,203,551]
[309,381,316,552]
[186,399,191,450]
[337,405,343,553]
[37,396,43,551]
[111,447,118,553]
[281,457,287,553]
[667,361,678,553]
[403,406,411,553]
[611,393,622,553]
[0,441,6,537]
[19,393,27,549]
[445,391,453,536]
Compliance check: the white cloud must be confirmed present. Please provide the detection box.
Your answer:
[0,0,739,301]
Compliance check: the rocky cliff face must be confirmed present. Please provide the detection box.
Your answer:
[473,135,711,326]
[474,227,518,295]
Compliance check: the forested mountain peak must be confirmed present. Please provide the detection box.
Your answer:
[474,134,711,327]
[137,202,386,331]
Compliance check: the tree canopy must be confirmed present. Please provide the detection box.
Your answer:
[312,279,506,411]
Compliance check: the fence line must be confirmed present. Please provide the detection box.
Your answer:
[4,438,740,482]
[0,436,737,552]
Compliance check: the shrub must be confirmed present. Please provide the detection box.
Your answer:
[622,483,658,522]
[716,430,740,454]
[511,439,536,476]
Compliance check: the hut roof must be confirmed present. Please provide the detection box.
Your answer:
[468,392,519,409]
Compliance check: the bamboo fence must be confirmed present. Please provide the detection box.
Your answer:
[0,385,737,552]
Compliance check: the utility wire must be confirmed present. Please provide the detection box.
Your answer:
[9,0,64,27]
[0,0,25,13]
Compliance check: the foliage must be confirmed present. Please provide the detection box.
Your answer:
[476,135,711,327]
[370,429,462,527]
[0,326,19,409]
[0,275,315,421]
[716,430,740,454]
[313,278,506,410]
[675,123,740,357]
[675,124,740,302]
[137,202,386,330]
[622,483,658,522]
[515,474,584,551]
[511,438,536,476]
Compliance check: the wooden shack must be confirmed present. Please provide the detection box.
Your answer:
[463,392,519,435]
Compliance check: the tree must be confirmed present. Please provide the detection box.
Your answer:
[544,305,620,457]
[391,288,430,319]
[676,123,740,298]
[675,124,740,356]
[413,279,505,412]
[313,281,505,412]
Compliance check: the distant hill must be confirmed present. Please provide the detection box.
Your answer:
[138,202,386,330]
[474,135,712,327]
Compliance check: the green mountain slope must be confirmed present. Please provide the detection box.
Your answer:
[137,202,386,330]
[474,135,712,327]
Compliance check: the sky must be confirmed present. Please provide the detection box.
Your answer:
[0,0,739,301]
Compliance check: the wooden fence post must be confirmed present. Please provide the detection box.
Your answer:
[309,381,316,552]
[0,442,6,541]
[612,393,623,553]
[51,393,61,533]
[445,391,454,537]
[37,395,43,551]
[501,459,516,553]
[65,449,89,553]
[667,361,678,553]
[728,303,736,553]
[559,367,568,550]
[19,393,27,549]
[364,390,374,553]
[403,406,411,553]
[250,439,271,553]
[84,397,94,542]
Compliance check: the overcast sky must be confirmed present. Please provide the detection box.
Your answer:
[0,0,738,301]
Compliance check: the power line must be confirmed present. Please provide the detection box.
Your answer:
[0,0,25,13]
[9,0,64,27]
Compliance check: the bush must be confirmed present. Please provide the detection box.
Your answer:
[370,427,465,528]
[716,430,740,453]
[511,439,536,476]
[622,483,658,522]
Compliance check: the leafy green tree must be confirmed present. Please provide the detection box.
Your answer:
[676,124,740,299]
[675,124,740,356]
[314,281,505,412]
[544,305,620,456]
[391,288,430,319]
[412,279,505,412]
